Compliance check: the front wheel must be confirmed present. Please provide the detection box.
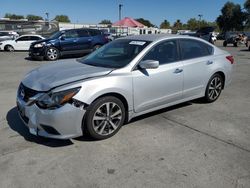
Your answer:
[223,41,227,47]
[45,47,59,61]
[84,96,125,140]
[204,74,224,103]
[5,45,14,52]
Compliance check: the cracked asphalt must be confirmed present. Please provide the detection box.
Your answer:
[0,41,250,188]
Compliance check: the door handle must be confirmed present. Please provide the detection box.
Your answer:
[174,68,183,74]
[206,60,213,65]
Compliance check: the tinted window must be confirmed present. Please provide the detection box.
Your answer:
[30,36,41,41]
[142,40,178,65]
[64,30,78,38]
[16,36,30,41]
[89,29,101,36]
[179,39,213,60]
[77,30,89,37]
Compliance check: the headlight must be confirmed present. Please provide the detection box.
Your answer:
[34,42,46,48]
[36,87,81,109]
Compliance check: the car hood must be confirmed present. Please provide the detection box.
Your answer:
[22,59,113,91]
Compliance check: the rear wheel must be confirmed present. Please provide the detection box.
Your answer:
[5,45,14,52]
[204,74,224,103]
[46,47,59,61]
[84,96,125,140]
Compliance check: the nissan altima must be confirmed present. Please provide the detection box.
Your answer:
[17,34,234,140]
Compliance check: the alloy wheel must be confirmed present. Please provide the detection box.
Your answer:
[7,45,14,52]
[47,48,58,60]
[208,76,222,101]
[92,102,122,136]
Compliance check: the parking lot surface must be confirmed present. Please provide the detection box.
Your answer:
[0,42,250,188]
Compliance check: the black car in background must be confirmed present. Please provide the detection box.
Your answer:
[223,31,248,47]
[180,27,215,44]
[29,28,109,60]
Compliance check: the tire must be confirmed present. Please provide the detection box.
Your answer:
[93,44,102,51]
[233,42,238,47]
[223,41,227,47]
[204,74,224,103]
[84,96,126,140]
[45,47,59,61]
[4,45,14,52]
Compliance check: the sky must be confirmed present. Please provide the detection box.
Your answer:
[1,0,246,26]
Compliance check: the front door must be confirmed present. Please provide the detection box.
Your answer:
[60,30,80,53]
[132,40,183,113]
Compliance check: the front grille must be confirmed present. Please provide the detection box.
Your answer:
[18,83,41,102]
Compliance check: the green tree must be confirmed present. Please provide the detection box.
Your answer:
[99,19,112,25]
[172,19,183,30]
[186,18,199,30]
[244,0,250,28]
[216,2,246,32]
[135,18,154,27]
[160,19,170,29]
[54,15,70,23]
[26,14,43,21]
[4,13,24,20]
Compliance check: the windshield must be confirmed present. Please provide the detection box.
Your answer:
[49,31,63,39]
[78,39,151,68]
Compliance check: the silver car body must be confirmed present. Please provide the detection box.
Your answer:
[17,34,233,139]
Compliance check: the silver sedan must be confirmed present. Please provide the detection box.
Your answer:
[17,34,234,140]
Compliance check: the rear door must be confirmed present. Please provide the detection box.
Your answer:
[179,39,214,99]
[76,29,92,52]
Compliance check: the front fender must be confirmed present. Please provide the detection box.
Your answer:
[74,74,133,111]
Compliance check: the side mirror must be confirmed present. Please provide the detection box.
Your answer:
[139,60,159,69]
[59,35,65,40]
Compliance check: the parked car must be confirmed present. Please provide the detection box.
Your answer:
[104,33,114,41]
[180,27,215,44]
[223,32,248,47]
[17,34,234,140]
[0,31,19,42]
[29,28,109,60]
[0,35,44,51]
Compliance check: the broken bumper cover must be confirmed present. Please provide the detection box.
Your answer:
[16,96,86,139]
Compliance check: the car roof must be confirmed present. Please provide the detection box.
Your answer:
[120,34,199,42]
[18,34,43,37]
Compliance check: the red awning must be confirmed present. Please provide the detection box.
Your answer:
[113,17,145,28]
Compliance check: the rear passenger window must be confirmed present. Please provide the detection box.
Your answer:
[30,36,41,41]
[89,30,101,36]
[142,40,178,65]
[77,30,89,37]
[179,39,213,60]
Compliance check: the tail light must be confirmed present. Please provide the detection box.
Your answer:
[226,55,234,64]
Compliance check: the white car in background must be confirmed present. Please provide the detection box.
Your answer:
[0,31,19,42]
[0,35,44,51]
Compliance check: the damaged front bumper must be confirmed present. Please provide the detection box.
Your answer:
[16,96,86,139]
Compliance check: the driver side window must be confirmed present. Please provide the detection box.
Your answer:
[142,40,178,65]
[63,30,78,39]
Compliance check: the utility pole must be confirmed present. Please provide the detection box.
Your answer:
[119,4,123,21]
[198,14,203,29]
[45,12,49,22]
